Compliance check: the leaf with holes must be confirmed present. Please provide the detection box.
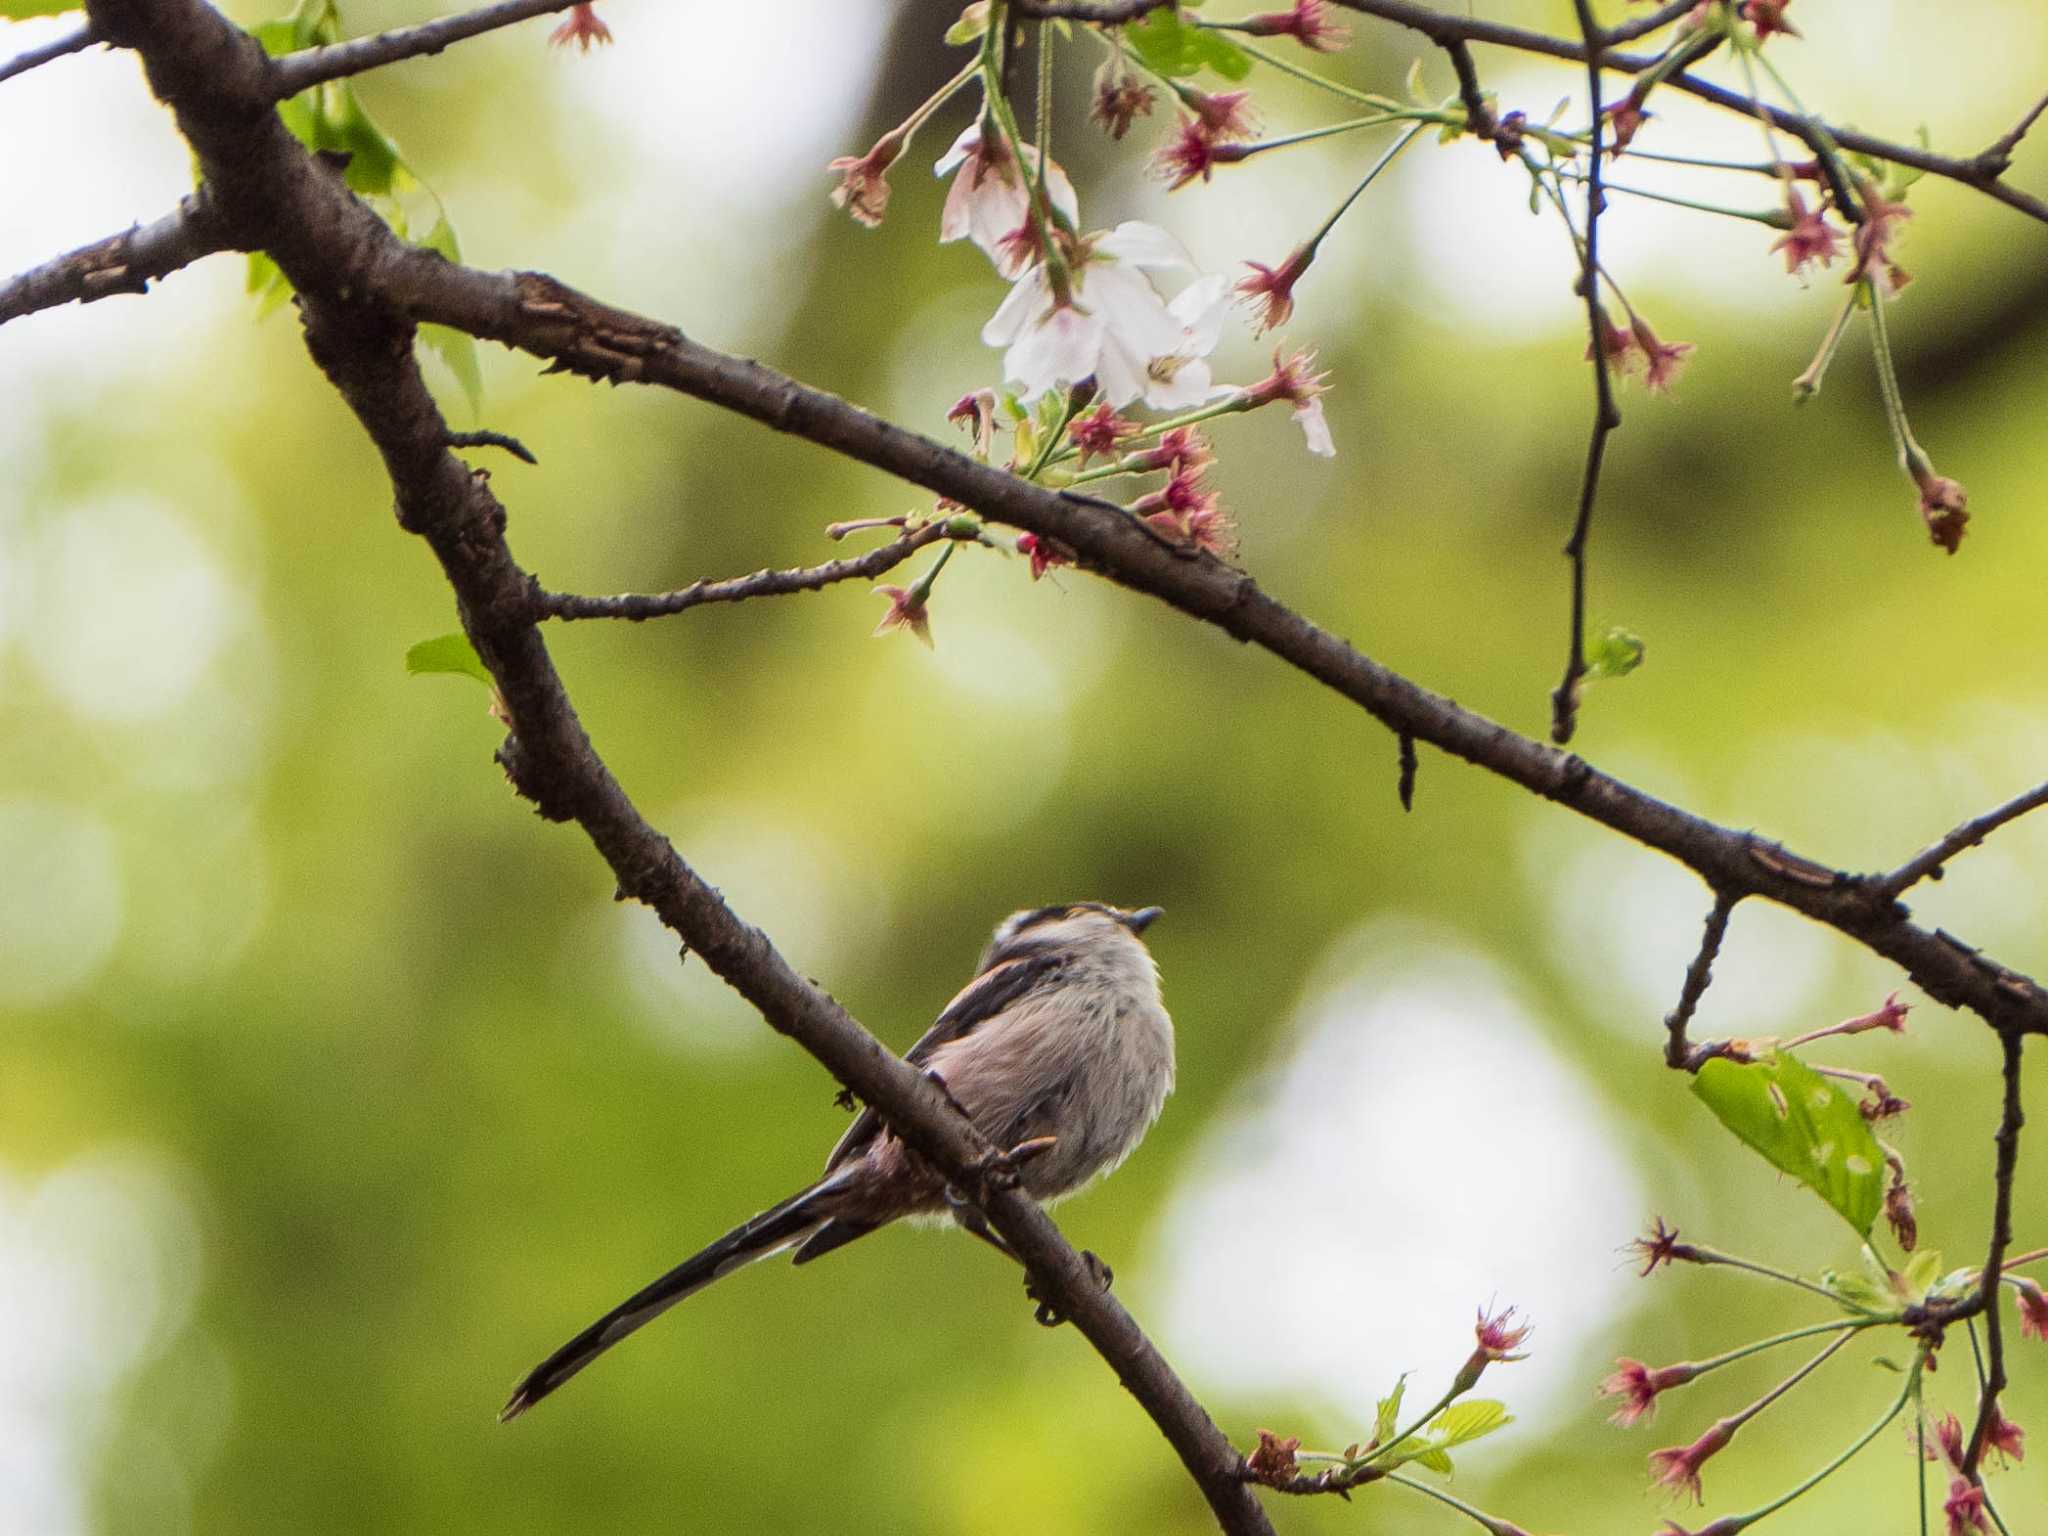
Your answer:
[1694,1051,1886,1237]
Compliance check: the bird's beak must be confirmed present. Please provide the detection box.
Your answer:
[1121,906,1164,934]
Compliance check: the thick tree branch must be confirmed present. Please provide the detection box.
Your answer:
[350,258,2048,1041]
[0,19,97,85]
[538,521,969,622]
[0,188,232,323]
[267,0,583,97]
[1876,780,2048,902]
[83,3,1273,1529]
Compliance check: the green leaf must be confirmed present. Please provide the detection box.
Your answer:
[1409,1446,1454,1475]
[420,325,483,418]
[1431,1400,1512,1447]
[1124,9,1247,81]
[1583,625,1645,681]
[1370,1374,1408,1451]
[1185,26,1250,81]
[1900,1247,1944,1302]
[405,632,494,689]
[1122,10,1194,77]
[2,0,83,16]
[1403,56,1429,108]
[943,1,990,45]
[1693,1051,1888,1237]
[1819,1265,1893,1313]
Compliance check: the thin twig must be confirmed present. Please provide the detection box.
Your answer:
[1665,891,1737,1070]
[1013,0,1174,19]
[1550,2,1621,746]
[447,428,538,464]
[539,523,965,622]
[1978,90,2048,175]
[1961,1030,2027,1480]
[1440,37,1493,140]
[1396,731,1418,811]
[1328,0,2048,226]
[268,0,583,97]
[0,20,97,85]
[1601,0,1698,47]
[1875,780,2048,902]
[0,188,233,324]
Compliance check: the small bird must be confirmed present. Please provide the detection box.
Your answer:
[500,901,1173,1420]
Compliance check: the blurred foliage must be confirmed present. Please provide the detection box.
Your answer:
[2,2,2047,1534]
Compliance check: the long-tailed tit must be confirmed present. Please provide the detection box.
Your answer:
[501,902,1173,1419]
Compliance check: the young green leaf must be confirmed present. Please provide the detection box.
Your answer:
[1583,625,1645,681]
[1431,1399,1512,1447]
[405,632,494,689]
[1,0,83,16]
[1408,1446,1454,1475]
[1372,1375,1408,1448]
[943,1,990,46]
[1693,1051,1887,1237]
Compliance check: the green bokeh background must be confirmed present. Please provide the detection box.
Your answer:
[2,2,2046,1532]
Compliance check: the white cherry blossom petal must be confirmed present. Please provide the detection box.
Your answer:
[982,265,1052,347]
[1294,397,1337,458]
[1094,220,1193,272]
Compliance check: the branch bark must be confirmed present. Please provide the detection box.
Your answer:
[81,3,1273,1529]
[0,188,232,323]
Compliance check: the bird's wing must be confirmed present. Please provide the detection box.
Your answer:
[822,951,1064,1173]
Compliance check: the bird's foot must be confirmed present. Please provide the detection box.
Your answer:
[1028,1249,1114,1328]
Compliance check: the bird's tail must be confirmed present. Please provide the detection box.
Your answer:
[499,1173,848,1420]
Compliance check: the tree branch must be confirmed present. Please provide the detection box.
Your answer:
[340,254,2048,1040]
[83,3,1274,1528]
[0,188,232,324]
[1961,1030,2027,1481]
[1330,0,2048,226]
[267,0,583,97]
[0,19,97,85]
[538,521,970,622]
[1550,1,1621,746]
[1876,780,2048,902]
[1664,891,1737,1071]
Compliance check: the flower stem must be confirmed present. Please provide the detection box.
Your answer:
[1554,168,1789,226]
[1384,1471,1518,1535]
[1237,111,1451,160]
[1683,1316,1882,1380]
[1219,32,1406,113]
[1792,289,1858,401]
[1360,1379,1466,1470]
[1914,1368,1929,1536]
[1865,282,1932,478]
[1718,1357,1920,1530]
[1685,1244,1858,1307]
[1300,120,1429,254]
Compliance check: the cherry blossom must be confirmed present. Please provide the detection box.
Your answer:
[981,223,1224,408]
[935,125,1079,278]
